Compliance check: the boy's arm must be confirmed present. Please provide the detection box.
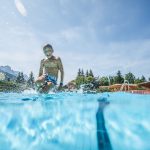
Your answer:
[39,59,44,77]
[57,57,64,85]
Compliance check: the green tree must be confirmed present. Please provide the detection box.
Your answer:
[125,72,135,84]
[85,76,94,84]
[27,72,35,88]
[134,76,146,84]
[140,75,146,82]
[114,70,124,84]
[86,70,89,77]
[99,76,109,86]
[16,72,21,83]
[92,77,100,89]
[109,76,114,85]
[16,72,25,84]
[89,69,94,77]
[20,72,25,83]
[134,77,141,84]
[77,68,81,76]
[81,69,84,77]
[75,76,85,88]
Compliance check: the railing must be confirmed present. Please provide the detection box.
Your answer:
[120,80,129,91]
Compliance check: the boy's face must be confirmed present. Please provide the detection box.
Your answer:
[43,47,53,59]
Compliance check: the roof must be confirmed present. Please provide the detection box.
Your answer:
[138,81,150,88]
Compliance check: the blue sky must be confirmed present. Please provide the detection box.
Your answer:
[0,0,150,83]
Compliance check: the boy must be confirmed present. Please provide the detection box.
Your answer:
[35,44,64,93]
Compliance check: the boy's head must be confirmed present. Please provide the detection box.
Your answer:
[43,44,54,58]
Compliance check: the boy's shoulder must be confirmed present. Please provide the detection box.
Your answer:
[52,55,59,59]
[41,56,60,62]
[41,59,45,63]
[52,56,61,61]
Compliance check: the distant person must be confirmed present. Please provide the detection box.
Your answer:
[35,44,64,93]
[96,96,112,150]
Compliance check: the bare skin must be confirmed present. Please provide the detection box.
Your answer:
[35,46,64,93]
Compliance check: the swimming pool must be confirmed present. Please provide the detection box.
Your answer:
[0,92,150,150]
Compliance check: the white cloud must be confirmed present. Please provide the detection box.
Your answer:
[0,24,43,77]
[60,27,81,41]
[14,0,27,17]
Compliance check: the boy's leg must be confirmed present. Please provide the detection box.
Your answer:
[41,82,53,93]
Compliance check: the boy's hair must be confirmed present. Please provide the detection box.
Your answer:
[43,44,54,52]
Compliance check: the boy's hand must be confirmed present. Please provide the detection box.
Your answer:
[47,81,52,86]
[58,82,63,91]
[59,82,63,87]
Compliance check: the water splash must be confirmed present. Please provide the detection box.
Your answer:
[23,88,37,94]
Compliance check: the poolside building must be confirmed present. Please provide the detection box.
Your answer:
[138,81,150,89]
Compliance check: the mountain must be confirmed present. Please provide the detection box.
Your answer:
[0,66,19,76]
[0,69,16,81]
[0,65,28,80]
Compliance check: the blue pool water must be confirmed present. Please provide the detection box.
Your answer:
[0,92,150,150]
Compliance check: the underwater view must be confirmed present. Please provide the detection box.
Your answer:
[0,92,150,150]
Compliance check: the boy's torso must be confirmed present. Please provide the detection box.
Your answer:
[43,56,59,77]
